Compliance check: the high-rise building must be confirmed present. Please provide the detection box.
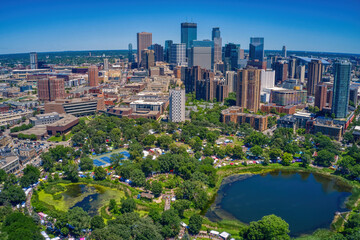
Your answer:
[165,40,173,63]
[226,71,237,93]
[141,49,155,69]
[170,43,187,66]
[272,61,288,85]
[128,43,134,62]
[224,43,240,71]
[137,32,152,65]
[169,87,185,122]
[307,59,323,96]
[38,77,65,101]
[260,69,275,92]
[196,71,215,101]
[288,58,296,79]
[212,27,222,64]
[189,40,214,70]
[181,22,197,49]
[215,80,229,102]
[149,44,164,62]
[103,58,109,71]
[296,65,305,83]
[184,66,202,93]
[331,61,351,118]
[236,68,261,112]
[249,37,264,61]
[88,66,99,87]
[315,83,333,111]
[282,46,287,58]
[30,52,38,69]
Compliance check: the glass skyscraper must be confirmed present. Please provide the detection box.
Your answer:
[224,43,240,71]
[181,22,197,49]
[249,37,264,61]
[212,27,222,63]
[331,61,351,118]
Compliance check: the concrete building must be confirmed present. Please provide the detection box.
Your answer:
[272,61,288,85]
[288,58,296,79]
[130,99,167,114]
[282,46,287,58]
[332,61,351,118]
[221,106,268,131]
[236,68,261,112]
[215,80,229,102]
[261,104,296,115]
[88,66,99,87]
[169,87,185,122]
[315,83,333,111]
[44,98,105,116]
[141,49,155,69]
[30,112,60,126]
[137,32,152,65]
[0,156,20,174]
[260,69,275,92]
[170,43,187,66]
[46,114,79,135]
[103,58,109,71]
[307,60,323,96]
[37,77,65,101]
[270,89,307,106]
[225,71,237,93]
[296,65,306,83]
[189,40,213,70]
[149,44,164,62]
[196,71,215,101]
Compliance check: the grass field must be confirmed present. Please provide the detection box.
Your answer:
[48,132,73,142]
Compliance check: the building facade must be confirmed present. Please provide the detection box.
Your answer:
[181,22,197,49]
[331,61,351,118]
[88,66,99,87]
[170,43,187,66]
[137,32,152,65]
[307,60,323,96]
[249,37,264,61]
[37,77,65,101]
[169,88,185,122]
[236,68,261,112]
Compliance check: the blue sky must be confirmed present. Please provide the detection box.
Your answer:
[0,0,359,54]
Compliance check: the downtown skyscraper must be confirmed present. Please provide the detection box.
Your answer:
[137,32,152,65]
[212,27,222,64]
[307,59,323,96]
[30,52,38,69]
[331,61,351,118]
[181,22,197,49]
[249,37,264,61]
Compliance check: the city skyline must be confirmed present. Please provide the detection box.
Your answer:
[0,0,360,54]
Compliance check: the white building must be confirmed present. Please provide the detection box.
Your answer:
[296,65,305,83]
[260,69,275,92]
[169,87,185,122]
[225,71,237,93]
[170,43,187,67]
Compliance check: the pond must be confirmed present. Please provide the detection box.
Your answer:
[206,171,352,236]
[39,183,125,216]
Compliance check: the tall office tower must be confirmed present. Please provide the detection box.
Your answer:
[212,27,222,63]
[169,87,185,122]
[137,32,152,65]
[288,58,296,78]
[37,77,65,101]
[30,52,38,69]
[331,61,351,118]
[226,71,237,93]
[141,49,155,69]
[181,22,197,49]
[272,61,288,85]
[170,43,187,66]
[223,43,240,71]
[189,40,214,70]
[315,83,333,111]
[215,80,229,102]
[260,69,275,92]
[296,65,305,83]
[88,66,99,87]
[307,59,323,96]
[184,66,202,93]
[282,45,287,58]
[236,68,261,112]
[149,44,164,62]
[128,43,134,62]
[103,58,109,71]
[195,71,215,101]
[249,37,264,61]
[164,40,173,63]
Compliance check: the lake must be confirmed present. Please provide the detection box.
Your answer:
[206,171,352,236]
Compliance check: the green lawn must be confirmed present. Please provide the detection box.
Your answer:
[48,132,73,142]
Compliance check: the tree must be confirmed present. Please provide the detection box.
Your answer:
[67,207,91,236]
[157,135,173,149]
[131,169,146,187]
[109,199,118,213]
[143,134,156,146]
[120,198,136,214]
[131,218,163,240]
[251,145,263,157]
[148,208,161,223]
[80,156,93,171]
[188,214,202,235]
[206,132,218,144]
[94,166,107,181]
[242,214,290,240]
[0,184,26,206]
[2,212,43,240]
[314,150,334,167]
[173,199,191,218]
[301,153,311,168]
[232,145,245,159]
[343,132,354,144]
[61,227,69,236]
[282,152,292,166]
[151,181,163,197]
[64,163,79,182]
[20,165,40,187]
[161,209,181,238]
[91,215,105,230]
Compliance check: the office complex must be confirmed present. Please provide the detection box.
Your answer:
[273,61,288,84]
[236,68,261,112]
[189,40,214,70]
[128,43,134,62]
[249,37,264,61]
[307,59,322,96]
[181,22,197,49]
[137,32,152,65]
[184,66,202,93]
[260,69,275,92]
[169,87,185,122]
[30,52,38,69]
[38,77,65,101]
[212,27,222,63]
[164,40,173,63]
[170,43,187,66]
[331,61,351,118]
[149,44,164,62]
[288,58,296,79]
[103,58,109,71]
[88,66,99,87]
[270,89,307,106]
[224,43,240,71]
[315,83,333,111]
[141,49,155,69]
[282,45,287,58]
